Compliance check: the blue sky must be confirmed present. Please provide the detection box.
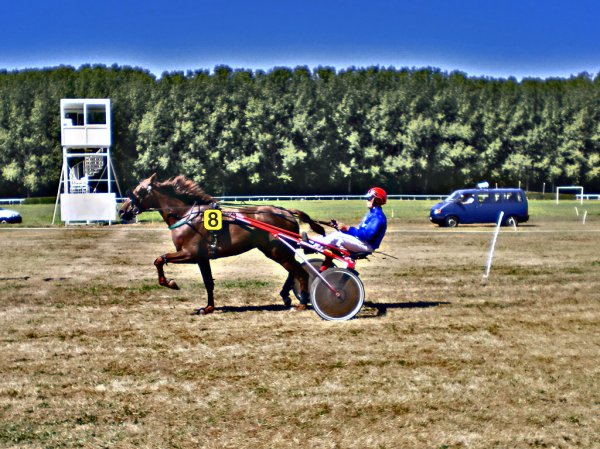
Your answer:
[1,0,599,79]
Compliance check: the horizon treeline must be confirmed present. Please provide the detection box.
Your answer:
[1,64,599,197]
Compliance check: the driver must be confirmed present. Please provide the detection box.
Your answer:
[461,193,474,204]
[317,187,388,254]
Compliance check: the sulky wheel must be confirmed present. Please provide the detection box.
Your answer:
[292,258,336,301]
[310,268,365,321]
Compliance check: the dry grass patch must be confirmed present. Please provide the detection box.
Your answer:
[1,220,599,448]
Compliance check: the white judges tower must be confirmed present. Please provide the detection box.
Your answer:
[53,99,120,224]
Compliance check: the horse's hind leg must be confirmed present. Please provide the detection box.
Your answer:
[279,273,294,307]
[195,258,215,315]
[283,259,310,309]
[260,245,309,309]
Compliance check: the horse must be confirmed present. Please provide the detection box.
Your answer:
[119,173,325,315]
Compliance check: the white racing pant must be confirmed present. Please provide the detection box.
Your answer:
[317,231,373,253]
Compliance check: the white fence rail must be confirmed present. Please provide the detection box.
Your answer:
[213,194,448,202]
[111,194,448,203]
[3,194,448,205]
[577,194,600,200]
[5,193,599,206]
[0,198,26,205]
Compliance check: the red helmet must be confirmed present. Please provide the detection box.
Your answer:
[365,187,387,205]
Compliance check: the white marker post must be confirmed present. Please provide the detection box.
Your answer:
[483,211,504,283]
[583,210,588,225]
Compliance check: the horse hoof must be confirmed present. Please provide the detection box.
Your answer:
[281,296,292,307]
[191,306,214,315]
[167,280,180,290]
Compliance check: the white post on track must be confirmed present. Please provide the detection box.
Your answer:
[483,211,504,282]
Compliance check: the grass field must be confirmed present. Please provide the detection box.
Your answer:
[1,200,599,448]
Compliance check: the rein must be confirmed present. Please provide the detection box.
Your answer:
[127,185,302,230]
[165,203,298,228]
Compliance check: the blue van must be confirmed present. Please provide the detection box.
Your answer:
[430,188,529,227]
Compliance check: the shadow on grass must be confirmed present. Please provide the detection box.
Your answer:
[209,300,449,317]
[362,300,450,317]
[215,304,291,314]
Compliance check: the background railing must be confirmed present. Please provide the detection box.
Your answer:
[0,198,26,205]
[213,194,448,202]
[1,194,449,206]
[5,193,600,205]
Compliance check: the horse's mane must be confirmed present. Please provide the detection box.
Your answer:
[157,175,215,205]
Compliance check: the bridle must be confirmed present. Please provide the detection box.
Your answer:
[124,183,154,215]
[124,183,201,223]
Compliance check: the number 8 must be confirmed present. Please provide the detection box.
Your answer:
[203,210,222,231]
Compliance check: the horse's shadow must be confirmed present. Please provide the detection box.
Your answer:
[215,304,291,314]
[211,300,449,317]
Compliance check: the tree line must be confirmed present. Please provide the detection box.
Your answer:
[1,64,599,197]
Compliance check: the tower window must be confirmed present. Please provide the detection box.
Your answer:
[86,105,107,125]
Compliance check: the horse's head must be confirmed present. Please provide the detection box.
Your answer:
[119,173,159,221]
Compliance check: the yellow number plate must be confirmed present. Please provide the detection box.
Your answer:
[203,209,223,231]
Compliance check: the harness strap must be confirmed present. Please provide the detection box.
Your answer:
[208,233,219,259]
[168,217,190,230]
[168,202,200,230]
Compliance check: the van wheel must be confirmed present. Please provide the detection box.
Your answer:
[504,215,518,227]
[444,216,459,228]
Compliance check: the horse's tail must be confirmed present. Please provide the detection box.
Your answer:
[289,209,326,236]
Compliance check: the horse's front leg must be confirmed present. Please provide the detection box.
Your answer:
[154,250,195,290]
[193,257,215,315]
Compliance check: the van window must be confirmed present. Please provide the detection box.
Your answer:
[477,193,491,204]
[504,192,523,202]
[447,192,461,202]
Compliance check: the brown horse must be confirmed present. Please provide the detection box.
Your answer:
[119,174,325,315]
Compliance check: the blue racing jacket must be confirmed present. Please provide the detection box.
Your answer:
[343,206,387,250]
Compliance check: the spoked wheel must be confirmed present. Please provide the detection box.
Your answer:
[292,258,336,301]
[310,268,365,321]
